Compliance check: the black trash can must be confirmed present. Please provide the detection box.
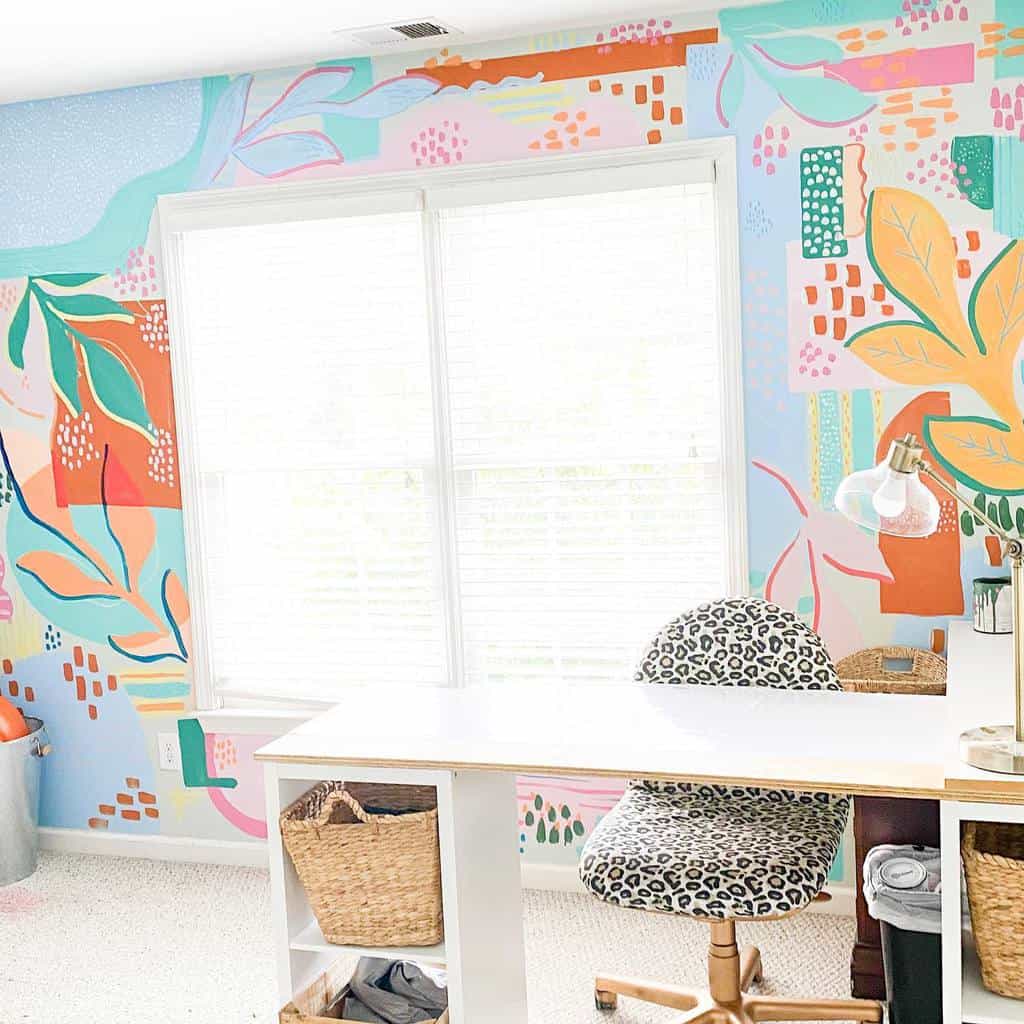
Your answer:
[864,844,942,1024]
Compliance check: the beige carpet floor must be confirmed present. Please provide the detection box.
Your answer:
[0,853,859,1023]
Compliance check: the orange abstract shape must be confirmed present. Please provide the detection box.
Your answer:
[50,299,180,509]
[652,74,665,94]
[406,29,718,88]
[878,392,963,616]
[651,100,665,120]
[647,129,662,144]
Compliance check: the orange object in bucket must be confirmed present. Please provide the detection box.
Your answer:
[0,695,29,742]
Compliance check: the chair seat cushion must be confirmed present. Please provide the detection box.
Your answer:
[579,783,849,920]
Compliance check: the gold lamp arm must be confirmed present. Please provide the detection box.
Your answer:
[914,458,1024,558]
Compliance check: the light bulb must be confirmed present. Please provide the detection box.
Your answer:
[872,470,908,518]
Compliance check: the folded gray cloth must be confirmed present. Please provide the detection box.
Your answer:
[346,957,448,1024]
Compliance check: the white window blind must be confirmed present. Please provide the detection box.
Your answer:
[177,210,448,694]
[440,183,725,686]
[166,156,737,704]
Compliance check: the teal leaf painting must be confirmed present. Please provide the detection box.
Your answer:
[40,304,81,415]
[715,54,746,128]
[774,75,876,127]
[7,287,30,370]
[75,333,153,441]
[753,35,844,68]
[36,273,106,288]
[45,292,134,323]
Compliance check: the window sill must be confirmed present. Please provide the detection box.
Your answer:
[195,706,315,736]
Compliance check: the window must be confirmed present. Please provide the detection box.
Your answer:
[161,144,745,706]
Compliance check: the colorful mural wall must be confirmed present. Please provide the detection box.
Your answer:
[1,0,1022,876]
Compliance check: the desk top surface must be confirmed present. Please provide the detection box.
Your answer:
[256,678,1010,801]
[256,620,1024,803]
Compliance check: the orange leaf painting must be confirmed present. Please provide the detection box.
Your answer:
[16,551,116,600]
[106,503,157,590]
[969,240,1024,362]
[866,187,974,354]
[163,570,190,628]
[845,321,963,385]
[110,630,166,650]
[924,415,1024,495]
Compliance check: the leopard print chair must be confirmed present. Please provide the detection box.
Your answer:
[578,598,882,1024]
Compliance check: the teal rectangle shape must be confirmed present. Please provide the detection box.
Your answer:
[123,682,191,699]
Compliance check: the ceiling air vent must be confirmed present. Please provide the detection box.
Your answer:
[393,21,450,39]
[346,19,455,47]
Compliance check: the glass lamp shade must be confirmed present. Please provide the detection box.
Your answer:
[835,449,940,538]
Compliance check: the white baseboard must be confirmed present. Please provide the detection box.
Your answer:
[39,827,269,868]
[39,829,856,918]
[520,861,856,917]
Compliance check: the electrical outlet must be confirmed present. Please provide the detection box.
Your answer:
[158,732,181,772]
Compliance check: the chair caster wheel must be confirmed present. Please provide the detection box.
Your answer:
[595,991,618,1011]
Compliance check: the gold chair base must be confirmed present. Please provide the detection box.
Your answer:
[594,919,882,1024]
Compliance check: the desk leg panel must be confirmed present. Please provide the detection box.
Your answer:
[439,770,529,1024]
[940,801,963,1024]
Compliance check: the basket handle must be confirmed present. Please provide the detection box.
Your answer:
[309,788,381,832]
[877,647,920,675]
[335,788,376,825]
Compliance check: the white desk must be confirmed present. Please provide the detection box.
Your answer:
[257,629,1024,1023]
[940,621,1024,1024]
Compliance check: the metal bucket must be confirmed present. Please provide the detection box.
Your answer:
[0,717,51,886]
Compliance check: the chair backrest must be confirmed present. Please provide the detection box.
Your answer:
[634,597,840,691]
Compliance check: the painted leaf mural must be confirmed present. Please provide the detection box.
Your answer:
[848,189,1024,494]
[7,278,155,441]
[2,432,188,663]
[969,241,1024,359]
[846,322,963,386]
[753,461,894,658]
[16,550,116,601]
[865,188,973,352]
[924,417,1024,496]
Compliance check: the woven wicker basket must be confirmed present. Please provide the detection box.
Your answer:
[281,781,443,947]
[963,821,1024,999]
[836,646,946,696]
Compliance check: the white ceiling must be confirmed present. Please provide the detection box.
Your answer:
[1,0,761,106]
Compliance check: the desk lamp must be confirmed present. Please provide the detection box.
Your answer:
[836,432,1024,775]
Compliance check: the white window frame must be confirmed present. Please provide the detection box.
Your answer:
[158,138,748,711]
